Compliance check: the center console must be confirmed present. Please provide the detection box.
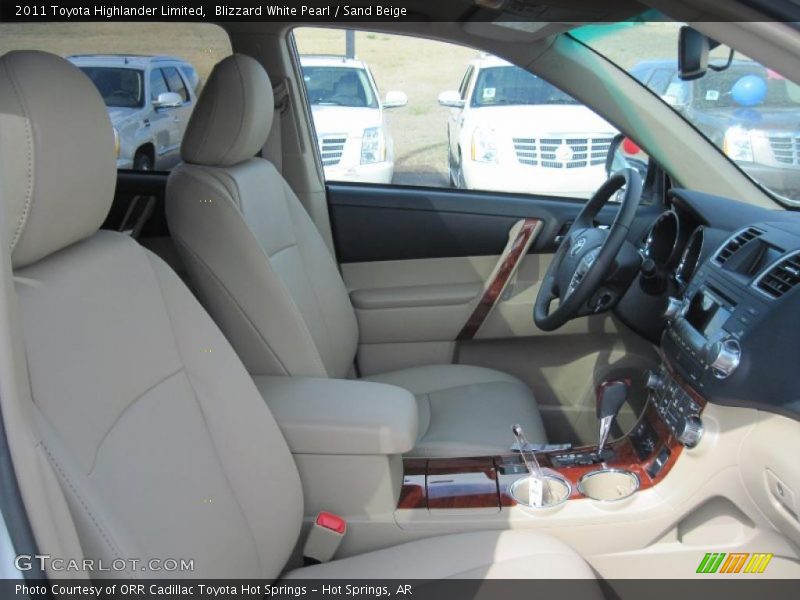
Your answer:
[398,365,707,511]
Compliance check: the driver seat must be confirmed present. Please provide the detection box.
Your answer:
[166,54,547,457]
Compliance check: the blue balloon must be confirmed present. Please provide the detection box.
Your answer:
[731,75,768,107]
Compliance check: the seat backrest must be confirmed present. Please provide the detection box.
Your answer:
[167,54,359,379]
[0,50,302,578]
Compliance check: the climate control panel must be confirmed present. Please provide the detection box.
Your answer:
[646,365,704,448]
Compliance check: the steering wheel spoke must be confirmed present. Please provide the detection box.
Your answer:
[534,169,643,331]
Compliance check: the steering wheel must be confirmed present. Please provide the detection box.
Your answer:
[534,168,643,332]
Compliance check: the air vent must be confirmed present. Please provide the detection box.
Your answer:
[714,227,763,266]
[755,251,800,299]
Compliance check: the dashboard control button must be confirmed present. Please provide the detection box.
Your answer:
[709,338,742,379]
[677,416,704,448]
[645,370,664,391]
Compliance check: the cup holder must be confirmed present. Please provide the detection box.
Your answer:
[509,470,571,512]
[577,468,639,503]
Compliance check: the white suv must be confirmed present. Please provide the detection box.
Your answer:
[439,55,618,198]
[300,55,407,184]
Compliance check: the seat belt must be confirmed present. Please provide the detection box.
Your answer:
[264,79,291,173]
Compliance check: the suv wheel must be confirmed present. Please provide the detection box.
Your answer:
[133,150,153,171]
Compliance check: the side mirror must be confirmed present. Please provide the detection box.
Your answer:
[153,91,183,109]
[438,90,465,109]
[383,90,408,108]
[605,133,649,180]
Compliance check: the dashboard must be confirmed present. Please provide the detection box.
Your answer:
[616,188,800,422]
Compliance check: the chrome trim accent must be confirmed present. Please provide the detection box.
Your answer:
[677,415,704,449]
[710,338,742,379]
[750,248,800,300]
[642,210,680,266]
[577,468,640,503]
[509,474,572,510]
[675,225,705,286]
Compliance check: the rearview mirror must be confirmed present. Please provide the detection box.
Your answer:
[438,90,465,109]
[678,26,711,81]
[153,91,183,109]
[383,90,408,108]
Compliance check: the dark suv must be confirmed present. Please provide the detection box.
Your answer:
[632,59,800,202]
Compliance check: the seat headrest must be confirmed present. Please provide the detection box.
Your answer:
[0,51,116,269]
[181,54,274,167]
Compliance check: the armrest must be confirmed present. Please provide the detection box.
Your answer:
[350,282,481,310]
[253,376,418,455]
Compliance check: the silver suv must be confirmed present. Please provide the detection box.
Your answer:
[68,54,199,171]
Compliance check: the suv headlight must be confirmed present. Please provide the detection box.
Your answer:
[471,127,497,163]
[113,127,120,158]
[361,127,386,164]
[723,126,754,162]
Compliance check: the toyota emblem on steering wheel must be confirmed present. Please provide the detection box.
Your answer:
[570,237,587,257]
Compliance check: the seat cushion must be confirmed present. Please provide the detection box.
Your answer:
[363,364,546,457]
[285,530,599,583]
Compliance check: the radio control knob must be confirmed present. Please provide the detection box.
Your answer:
[709,338,741,379]
[645,370,664,390]
[664,297,683,321]
[678,416,704,448]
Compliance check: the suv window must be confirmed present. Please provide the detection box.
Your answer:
[79,67,143,108]
[149,69,169,101]
[470,66,579,107]
[163,66,189,103]
[302,66,378,108]
[293,27,635,198]
[0,22,231,172]
[458,66,474,100]
[646,68,674,95]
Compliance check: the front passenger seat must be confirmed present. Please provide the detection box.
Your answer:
[1,49,596,583]
[166,54,546,457]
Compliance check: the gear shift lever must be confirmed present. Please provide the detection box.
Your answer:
[596,380,629,456]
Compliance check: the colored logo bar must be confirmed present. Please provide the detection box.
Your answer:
[697,552,773,574]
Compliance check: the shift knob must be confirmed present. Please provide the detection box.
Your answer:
[596,380,629,456]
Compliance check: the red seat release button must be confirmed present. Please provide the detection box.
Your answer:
[315,511,346,535]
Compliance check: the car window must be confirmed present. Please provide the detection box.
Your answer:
[471,66,580,107]
[163,66,189,103]
[647,68,675,96]
[149,68,169,102]
[179,65,201,93]
[79,67,143,108]
[293,27,638,199]
[573,21,800,207]
[0,22,231,172]
[301,65,378,108]
[458,66,474,100]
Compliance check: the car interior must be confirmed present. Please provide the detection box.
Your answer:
[1,0,800,585]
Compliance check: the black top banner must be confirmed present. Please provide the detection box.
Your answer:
[1,0,800,23]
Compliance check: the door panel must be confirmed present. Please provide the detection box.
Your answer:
[329,182,659,262]
[332,182,662,445]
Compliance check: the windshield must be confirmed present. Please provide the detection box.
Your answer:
[471,65,580,107]
[301,65,378,108]
[573,22,800,207]
[79,67,144,108]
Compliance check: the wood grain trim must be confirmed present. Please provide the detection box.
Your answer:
[398,374,707,509]
[456,218,541,341]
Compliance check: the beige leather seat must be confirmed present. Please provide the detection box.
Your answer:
[1,50,596,583]
[166,54,546,457]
